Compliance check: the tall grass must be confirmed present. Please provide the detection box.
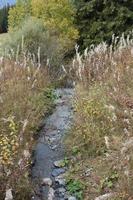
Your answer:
[72,32,133,85]
[66,33,133,199]
[0,53,53,199]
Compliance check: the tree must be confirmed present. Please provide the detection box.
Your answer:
[8,0,31,31]
[7,0,78,66]
[75,0,133,49]
[0,5,10,33]
[8,0,78,49]
[31,0,78,48]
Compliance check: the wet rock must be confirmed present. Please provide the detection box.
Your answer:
[52,168,66,177]
[48,188,55,200]
[45,135,61,145]
[55,177,66,186]
[54,160,64,168]
[57,187,66,198]
[56,173,66,179]
[68,197,77,200]
[51,145,58,150]
[58,187,66,193]
[5,189,13,200]
[42,178,52,186]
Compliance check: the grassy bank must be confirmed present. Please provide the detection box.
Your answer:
[66,34,133,200]
[0,55,54,200]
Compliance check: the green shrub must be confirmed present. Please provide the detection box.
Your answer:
[8,0,31,32]
[67,85,115,156]
[2,17,65,66]
[7,0,79,68]
[67,179,84,200]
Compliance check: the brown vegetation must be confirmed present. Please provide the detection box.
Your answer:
[66,34,133,199]
[0,56,53,200]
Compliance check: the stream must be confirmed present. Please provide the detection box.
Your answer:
[31,88,76,200]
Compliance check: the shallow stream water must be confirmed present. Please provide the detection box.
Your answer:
[32,88,74,200]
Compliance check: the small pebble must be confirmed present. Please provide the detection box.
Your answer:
[52,168,66,177]
[58,187,66,193]
[42,178,52,186]
[48,187,55,200]
[68,197,77,200]
[56,174,66,179]
[54,160,64,168]
[55,177,65,186]
[51,145,57,150]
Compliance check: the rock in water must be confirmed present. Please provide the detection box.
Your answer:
[52,168,66,177]
[48,188,55,200]
[55,177,66,186]
[68,197,77,200]
[5,189,13,200]
[54,160,64,168]
[42,178,52,186]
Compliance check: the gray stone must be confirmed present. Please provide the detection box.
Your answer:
[56,174,66,179]
[42,178,52,186]
[68,197,77,200]
[52,168,66,177]
[58,187,66,193]
[51,145,58,150]
[55,177,66,186]
[57,187,66,198]
[45,136,59,144]
[48,188,55,200]
[54,160,64,168]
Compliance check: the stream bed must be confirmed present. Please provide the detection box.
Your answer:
[32,88,76,200]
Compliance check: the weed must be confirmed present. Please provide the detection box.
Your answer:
[100,171,119,191]
[67,179,84,200]
[44,88,57,101]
